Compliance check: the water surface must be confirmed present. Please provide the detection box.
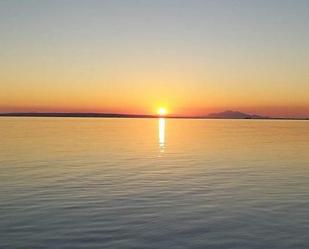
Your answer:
[0,118,309,248]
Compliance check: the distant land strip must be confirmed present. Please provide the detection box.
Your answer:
[0,112,157,118]
[0,111,308,120]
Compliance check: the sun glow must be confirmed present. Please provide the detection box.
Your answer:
[158,107,167,116]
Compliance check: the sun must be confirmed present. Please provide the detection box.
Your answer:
[158,107,167,116]
[158,108,167,116]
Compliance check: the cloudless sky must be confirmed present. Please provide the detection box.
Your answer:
[0,0,308,117]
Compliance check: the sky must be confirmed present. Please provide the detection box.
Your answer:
[0,0,308,117]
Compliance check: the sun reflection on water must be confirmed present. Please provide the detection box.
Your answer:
[158,118,165,152]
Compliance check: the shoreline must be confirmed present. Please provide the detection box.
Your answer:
[0,113,308,121]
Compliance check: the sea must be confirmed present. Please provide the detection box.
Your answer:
[0,118,308,249]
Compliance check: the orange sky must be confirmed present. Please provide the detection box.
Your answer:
[1,1,309,117]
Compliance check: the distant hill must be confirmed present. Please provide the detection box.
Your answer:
[206,110,268,119]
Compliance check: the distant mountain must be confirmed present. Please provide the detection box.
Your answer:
[206,110,267,119]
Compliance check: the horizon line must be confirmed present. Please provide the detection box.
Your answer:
[1,112,309,121]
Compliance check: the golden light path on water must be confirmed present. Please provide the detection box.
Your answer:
[158,118,165,152]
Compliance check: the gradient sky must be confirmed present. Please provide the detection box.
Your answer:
[0,0,308,117]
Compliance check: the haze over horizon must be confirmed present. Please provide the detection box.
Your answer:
[1,0,309,118]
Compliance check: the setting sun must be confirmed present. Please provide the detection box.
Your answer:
[158,107,167,116]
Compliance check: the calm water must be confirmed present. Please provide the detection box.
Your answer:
[0,118,309,249]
